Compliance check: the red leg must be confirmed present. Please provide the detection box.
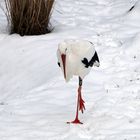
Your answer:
[67,86,85,124]
[78,86,85,114]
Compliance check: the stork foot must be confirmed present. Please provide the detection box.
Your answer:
[67,118,83,124]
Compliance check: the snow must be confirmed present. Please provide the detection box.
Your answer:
[0,0,140,139]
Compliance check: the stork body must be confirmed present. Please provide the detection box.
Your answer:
[57,40,100,124]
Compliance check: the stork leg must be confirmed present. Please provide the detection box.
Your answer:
[78,77,85,114]
[67,77,85,124]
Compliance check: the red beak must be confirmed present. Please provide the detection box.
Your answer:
[61,54,66,79]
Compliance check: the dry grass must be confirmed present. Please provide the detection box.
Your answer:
[4,0,55,36]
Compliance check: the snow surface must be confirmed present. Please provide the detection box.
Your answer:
[0,0,140,139]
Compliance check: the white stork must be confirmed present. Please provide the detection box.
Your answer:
[57,39,100,124]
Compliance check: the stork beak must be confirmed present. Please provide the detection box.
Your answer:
[61,54,66,80]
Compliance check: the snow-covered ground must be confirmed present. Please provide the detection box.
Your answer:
[0,0,140,139]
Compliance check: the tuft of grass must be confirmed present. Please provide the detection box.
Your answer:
[4,0,55,36]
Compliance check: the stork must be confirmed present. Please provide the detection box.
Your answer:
[57,39,100,124]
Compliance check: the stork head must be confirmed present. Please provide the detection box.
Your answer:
[58,42,71,82]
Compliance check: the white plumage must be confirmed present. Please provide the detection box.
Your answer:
[57,39,99,82]
[57,39,100,124]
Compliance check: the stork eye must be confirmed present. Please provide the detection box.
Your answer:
[57,62,61,67]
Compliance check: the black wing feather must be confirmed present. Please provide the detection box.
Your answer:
[89,51,99,67]
[81,58,89,68]
[82,51,100,68]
